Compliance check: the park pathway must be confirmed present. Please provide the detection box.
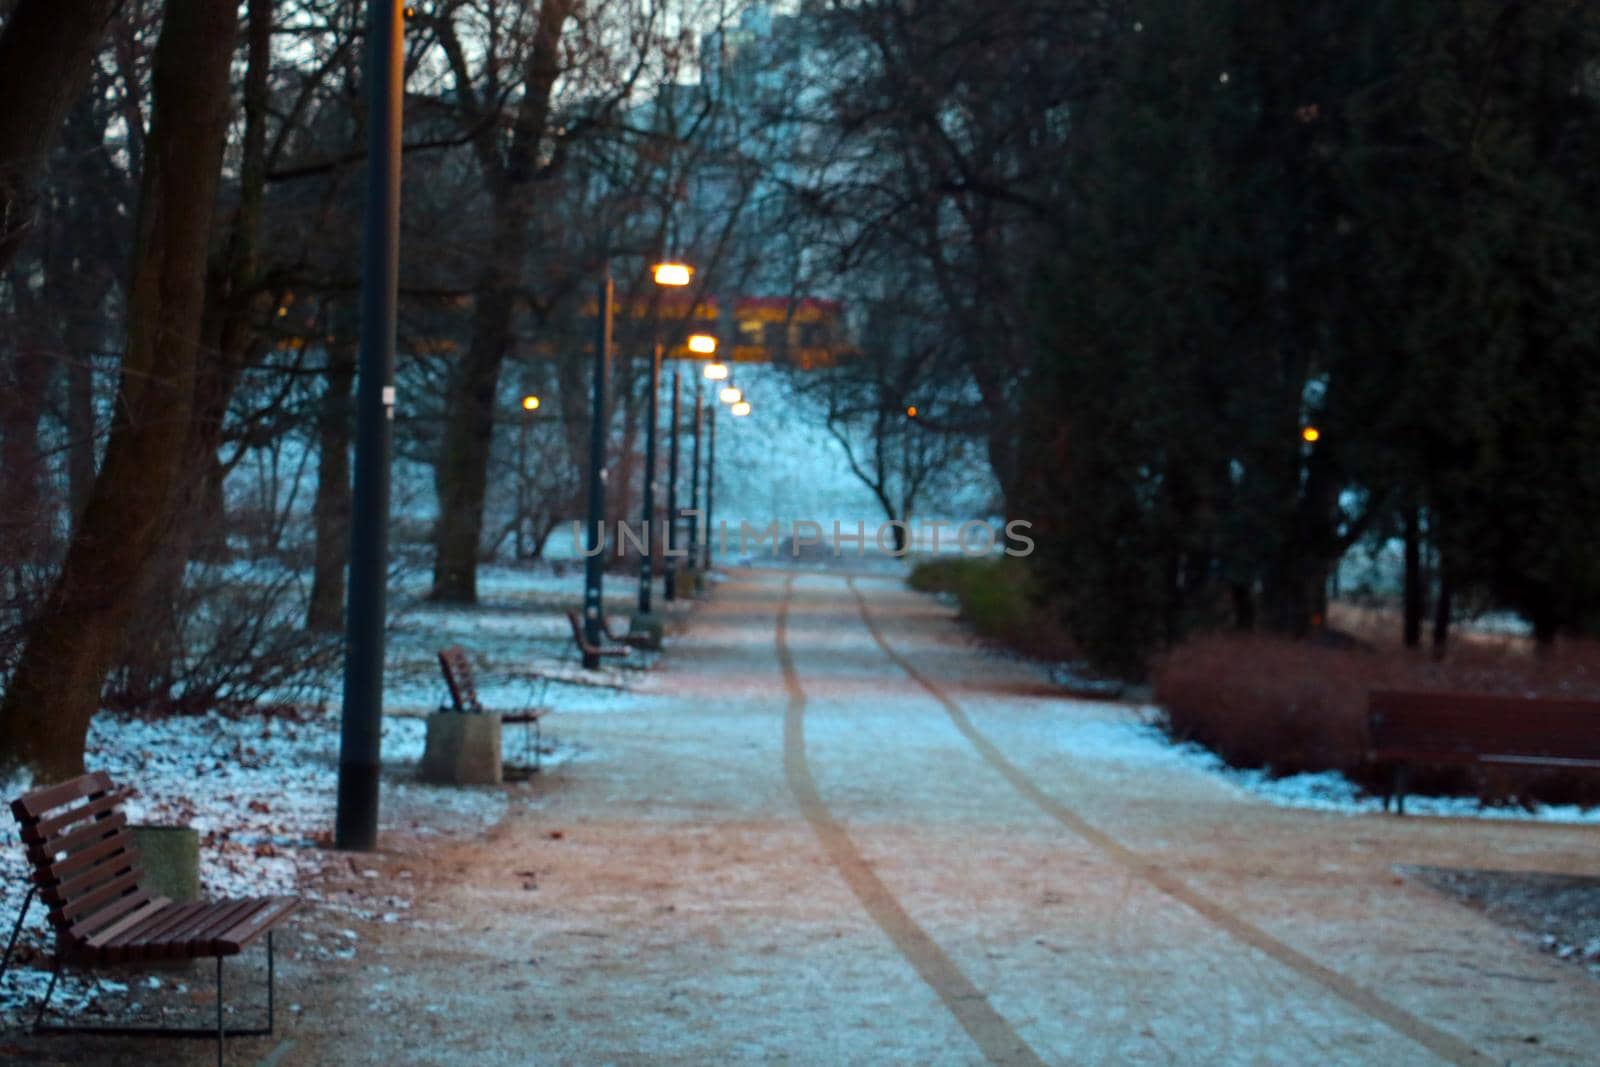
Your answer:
[272,567,1598,1064]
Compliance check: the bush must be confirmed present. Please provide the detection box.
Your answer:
[1154,631,1600,805]
[908,556,1076,661]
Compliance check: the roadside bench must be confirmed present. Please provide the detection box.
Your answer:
[438,645,550,770]
[565,607,630,669]
[1367,689,1600,814]
[2,772,298,1066]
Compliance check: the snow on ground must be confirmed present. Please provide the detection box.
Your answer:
[0,559,654,1026]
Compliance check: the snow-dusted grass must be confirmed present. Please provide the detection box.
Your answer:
[0,559,652,1026]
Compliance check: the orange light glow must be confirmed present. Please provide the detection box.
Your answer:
[719,387,742,405]
[906,406,918,418]
[652,262,693,287]
[687,333,718,355]
[521,395,540,411]
[704,361,729,381]
[1301,426,1320,443]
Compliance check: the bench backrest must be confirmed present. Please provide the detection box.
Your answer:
[1369,690,1600,761]
[10,772,152,948]
[438,645,481,712]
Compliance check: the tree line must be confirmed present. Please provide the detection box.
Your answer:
[767,0,1600,675]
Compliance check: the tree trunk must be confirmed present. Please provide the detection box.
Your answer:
[0,0,238,780]
[119,0,273,692]
[0,0,121,273]
[307,335,357,632]
[1431,562,1453,659]
[429,0,572,602]
[1402,505,1423,648]
[432,273,517,601]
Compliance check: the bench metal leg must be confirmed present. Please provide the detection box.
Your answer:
[1,883,37,985]
[34,953,61,1029]
[30,936,277,1047]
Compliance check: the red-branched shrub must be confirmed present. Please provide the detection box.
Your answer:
[1153,631,1600,805]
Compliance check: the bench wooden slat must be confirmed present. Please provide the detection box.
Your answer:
[26,811,130,872]
[41,824,139,886]
[52,847,143,909]
[566,608,629,658]
[438,645,482,712]
[185,899,269,955]
[60,867,146,923]
[216,897,299,953]
[64,885,158,944]
[105,900,215,962]
[9,771,113,821]
[22,787,136,844]
[83,897,173,950]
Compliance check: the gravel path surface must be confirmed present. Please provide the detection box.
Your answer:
[10,566,1596,1065]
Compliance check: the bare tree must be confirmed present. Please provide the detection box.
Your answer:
[0,0,240,778]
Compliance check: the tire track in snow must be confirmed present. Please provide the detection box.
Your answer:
[845,576,1489,1067]
[776,573,1048,1067]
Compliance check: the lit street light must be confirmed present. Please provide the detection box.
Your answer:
[731,400,752,417]
[704,360,729,381]
[719,386,742,405]
[514,394,547,559]
[667,332,715,603]
[652,262,693,288]
[687,333,718,355]
[633,261,692,643]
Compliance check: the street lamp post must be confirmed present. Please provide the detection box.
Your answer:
[582,275,613,667]
[516,394,539,558]
[633,263,692,641]
[335,0,403,852]
[688,390,702,569]
[664,366,681,601]
[705,399,717,570]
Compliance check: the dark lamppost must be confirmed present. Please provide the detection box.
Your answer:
[636,263,692,629]
[335,0,403,852]
[581,275,613,667]
[688,390,702,568]
[701,360,730,570]
[515,394,539,558]
[663,366,681,601]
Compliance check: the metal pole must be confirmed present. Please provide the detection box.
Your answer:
[664,364,681,601]
[638,338,661,615]
[516,412,528,559]
[335,0,402,852]
[582,275,612,667]
[705,399,717,570]
[688,390,702,568]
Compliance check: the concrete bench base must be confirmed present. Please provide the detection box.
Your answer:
[419,713,503,785]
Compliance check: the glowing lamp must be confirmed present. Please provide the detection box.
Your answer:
[730,401,751,417]
[687,333,718,355]
[704,361,729,381]
[521,395,540,411]
[652,262,693,287]
[719,387,742,405]
[1301,426,1320,443]
[906,405,918,418]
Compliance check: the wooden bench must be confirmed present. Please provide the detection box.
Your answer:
[1367,689,1600,813]
[566,607,630,669]
[2,772,298,1065]
[438,644,550,771]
